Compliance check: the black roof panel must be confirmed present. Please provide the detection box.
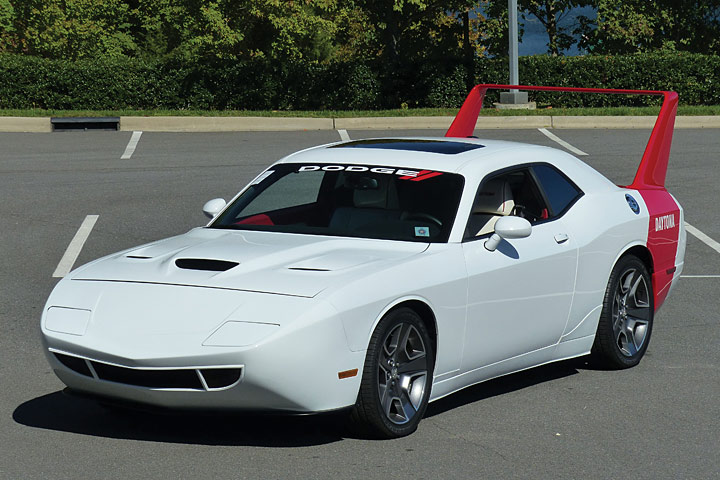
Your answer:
[329,139,484,155]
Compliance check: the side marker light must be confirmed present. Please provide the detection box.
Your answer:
[338,369,358,379]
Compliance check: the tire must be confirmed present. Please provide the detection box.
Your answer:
[591,255,654,369]
[349,307,434,439]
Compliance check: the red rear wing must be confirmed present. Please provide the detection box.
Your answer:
[445,84,679,190]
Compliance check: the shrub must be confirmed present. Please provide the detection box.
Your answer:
[0,52,718,110]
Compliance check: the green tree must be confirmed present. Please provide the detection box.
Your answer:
[133,0,368,62]
[480,0,590,56]
[521,0,592,55]
[131,0,246,60]
[579,0,720,54]
[1,0,363,62]
[2,0,136,59]
[0,0,14,39]
[354,0,476,63]
[478,0,512,56]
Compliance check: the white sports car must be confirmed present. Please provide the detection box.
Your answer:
[41,85,686,438]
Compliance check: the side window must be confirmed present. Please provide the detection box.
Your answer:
[464,167,550,239]
[531,164,582,217]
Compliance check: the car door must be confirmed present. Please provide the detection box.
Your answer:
[461,164,581,370]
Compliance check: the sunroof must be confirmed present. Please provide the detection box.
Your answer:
[330,139,484,155]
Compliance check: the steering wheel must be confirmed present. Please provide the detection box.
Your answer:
[403,212,443,228]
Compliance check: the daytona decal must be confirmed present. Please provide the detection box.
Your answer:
[655,214,676,232]
[637,189,680,311]
[297,165,443,181]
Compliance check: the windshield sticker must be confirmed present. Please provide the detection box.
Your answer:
[250,170,275,185]
[414,226,430,237]
[399,170,444,182]
[297,165,443,181]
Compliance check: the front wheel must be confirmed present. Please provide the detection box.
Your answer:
[349,308,434,438]
[592,255,654,369]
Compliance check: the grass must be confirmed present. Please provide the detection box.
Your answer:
[2,105,720,118]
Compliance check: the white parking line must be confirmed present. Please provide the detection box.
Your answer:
[338,129,350,142]
[121,131,143,159]
[685,222,720,255]
[681,275,720,278]
[538,128,588,156]
[52,215,99,278]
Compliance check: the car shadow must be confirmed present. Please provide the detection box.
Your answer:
[14,357,592,445]
[12,391,346,447]
[425,357,587,418]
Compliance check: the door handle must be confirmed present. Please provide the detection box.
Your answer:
[554,233,569,244]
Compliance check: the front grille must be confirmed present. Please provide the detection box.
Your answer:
[53,352,242,390]
[91,361,204,389]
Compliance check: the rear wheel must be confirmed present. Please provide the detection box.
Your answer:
[349,308,434,438]
[592,255,654,369]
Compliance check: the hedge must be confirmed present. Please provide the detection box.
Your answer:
[1,52,718,110]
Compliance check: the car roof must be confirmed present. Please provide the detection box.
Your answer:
[280,137,535,172]
[277,136,617,193]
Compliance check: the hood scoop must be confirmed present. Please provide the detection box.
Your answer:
[175,258,239,272]
[288,267,330,272]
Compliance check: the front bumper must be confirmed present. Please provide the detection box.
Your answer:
[42,281,365,413]
[45,319,364,413]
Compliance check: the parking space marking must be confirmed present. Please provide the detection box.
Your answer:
[681,275,720,278]
[121,131,143,159]
[338,129,350,141]
[538,128,588,156]
[52,215,99,278]
[685,222,720,255]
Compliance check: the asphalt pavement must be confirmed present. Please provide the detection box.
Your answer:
[1,127,718,479]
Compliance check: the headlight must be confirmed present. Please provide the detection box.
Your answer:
[44,307,91,336]
[203,321,279,347]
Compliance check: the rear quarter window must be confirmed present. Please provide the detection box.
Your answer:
[532,164,582,216]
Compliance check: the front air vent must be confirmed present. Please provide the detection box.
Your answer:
[91,362,205,389]
[199,368,243,389]
[126,255,152,259]
[175,258,238,272]
[53,351,243,390]
[54,353,93,377]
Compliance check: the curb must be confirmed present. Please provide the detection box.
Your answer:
[1,115,719,133]
[120,116,334,132]
[0,117,52,133]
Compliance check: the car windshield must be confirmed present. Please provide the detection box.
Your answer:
[210,163,464,243]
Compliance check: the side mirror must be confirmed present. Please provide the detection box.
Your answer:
[485,216,532,252]
[203,198,227,219]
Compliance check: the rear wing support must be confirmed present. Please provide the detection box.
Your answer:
[445,84,679,190]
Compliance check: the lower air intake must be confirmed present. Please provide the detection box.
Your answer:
[54,353,93,377]
[91,362,205,390]
[199,368,243,389]
[54,352,242,390]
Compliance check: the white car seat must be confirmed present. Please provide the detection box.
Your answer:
[466,178,515,237]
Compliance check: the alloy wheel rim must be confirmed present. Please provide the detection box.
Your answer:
[377,323,428,425]
[612,268,651,357]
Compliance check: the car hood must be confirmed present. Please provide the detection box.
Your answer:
[70,228,428,298]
